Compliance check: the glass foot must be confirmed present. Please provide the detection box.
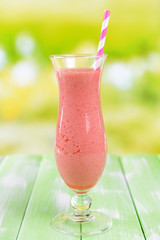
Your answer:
[51,211,112,235]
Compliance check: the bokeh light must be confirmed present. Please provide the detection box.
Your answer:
[15,33,35,57]
[0,48,7,70]
[11,61,37,87]
[106,62,134,90]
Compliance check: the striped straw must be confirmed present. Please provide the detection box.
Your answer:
[94,10,110,70]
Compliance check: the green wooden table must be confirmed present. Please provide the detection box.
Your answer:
[0,154,160,240]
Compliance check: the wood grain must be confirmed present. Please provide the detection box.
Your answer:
[17,155,145,240]
[121,154,160,240]
[0,155,41,240]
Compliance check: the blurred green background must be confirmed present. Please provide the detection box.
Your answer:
[0,0,160,155]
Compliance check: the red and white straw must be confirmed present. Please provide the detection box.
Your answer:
[94,10,110,70]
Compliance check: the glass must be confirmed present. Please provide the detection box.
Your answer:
[50,54,112,235]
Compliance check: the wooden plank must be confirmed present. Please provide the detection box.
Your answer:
[0,155,41,239]
[17,155,144,240]
[120,154,160,240]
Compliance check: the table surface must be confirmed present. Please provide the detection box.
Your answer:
[0,154,160,240]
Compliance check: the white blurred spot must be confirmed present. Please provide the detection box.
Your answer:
[126,172,135,179]
[0,228,6,233]
[11,61,37,87]
[64,58,75,68]
[151,191,160,200]
[15,33,35,56]
[97,208,122,220]
[0,48,7,70]
[148,233,160,240]
[1,174,26,189]
[55,190,71,213]
[109,171,123,178]
[105,62,134,90]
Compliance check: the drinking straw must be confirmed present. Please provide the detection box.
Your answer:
[94,10,110,70]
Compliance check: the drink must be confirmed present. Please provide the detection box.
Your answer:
[50,55,112,235]
[55,68,106,191]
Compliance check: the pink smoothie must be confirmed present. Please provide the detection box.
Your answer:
[55,68,107,191]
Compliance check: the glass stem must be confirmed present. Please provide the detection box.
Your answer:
[70,193,94,222]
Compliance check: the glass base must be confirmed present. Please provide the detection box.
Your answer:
[51,211,112,235]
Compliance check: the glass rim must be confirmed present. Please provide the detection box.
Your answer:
[49,54,108,59]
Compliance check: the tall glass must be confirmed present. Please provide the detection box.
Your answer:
[50,54,112,235]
